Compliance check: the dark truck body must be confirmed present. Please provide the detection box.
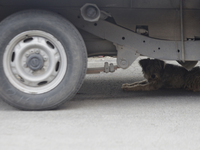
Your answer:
[1,0,200,58]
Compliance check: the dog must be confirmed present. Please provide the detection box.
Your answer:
[122,58,200,91]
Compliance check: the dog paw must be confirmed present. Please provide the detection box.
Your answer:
[122,83,130,86]
[121,83,131,89]
[122,83,137,87]
[122,84,145,91]
[122,87,130,91]
[122,84,136,91]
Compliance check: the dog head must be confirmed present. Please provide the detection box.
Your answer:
[139,58,165,82]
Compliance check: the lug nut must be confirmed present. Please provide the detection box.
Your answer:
[25,53,29,57]
[30,50,34,53]
[35,49,40,54]
[43,56,48,61]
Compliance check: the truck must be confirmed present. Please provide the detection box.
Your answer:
[0,0,199,110]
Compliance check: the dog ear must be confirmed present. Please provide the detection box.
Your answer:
[155,59,165,69]
[139,58,150,70]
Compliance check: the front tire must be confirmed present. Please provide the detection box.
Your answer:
[0,10,87,110]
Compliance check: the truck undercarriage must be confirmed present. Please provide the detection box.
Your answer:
[0,0,199,110]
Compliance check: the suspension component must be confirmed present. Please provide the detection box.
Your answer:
[87,62,118,74]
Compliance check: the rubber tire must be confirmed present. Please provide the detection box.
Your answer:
[0,10,87,110]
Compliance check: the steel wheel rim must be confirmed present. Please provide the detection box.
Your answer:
[3,30,67,94]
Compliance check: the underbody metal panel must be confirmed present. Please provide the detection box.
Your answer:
[1,0,200,41]
[0,0,200,60]
[0,0,199,9]
[68,13,200,61]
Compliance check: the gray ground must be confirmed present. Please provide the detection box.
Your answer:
[1,57,200,150]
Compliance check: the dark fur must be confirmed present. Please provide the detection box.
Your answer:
[122,58,200,91]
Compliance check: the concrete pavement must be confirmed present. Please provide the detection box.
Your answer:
[0,57,200,150]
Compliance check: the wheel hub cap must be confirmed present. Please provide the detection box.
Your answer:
[27,53,44,71]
